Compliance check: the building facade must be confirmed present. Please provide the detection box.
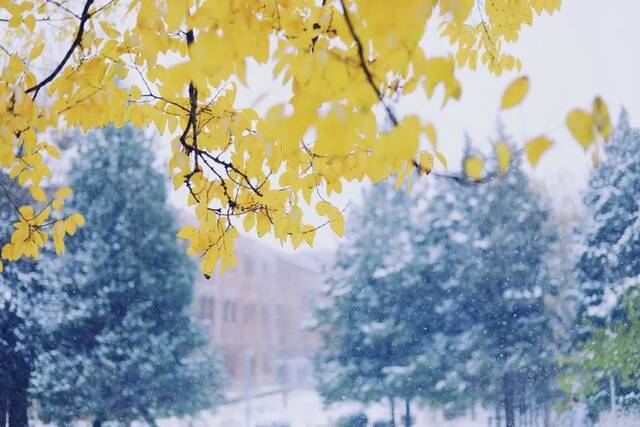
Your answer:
[191,236,327,394]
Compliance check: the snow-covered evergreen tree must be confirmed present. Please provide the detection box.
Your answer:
[317,184,409,403]
[314,140,559,427]
[31,126,225,426]
[314,179,476,425]
[387,179,478,418]
[0,174,50,427]
[449,153,558,427]
[317,183,444,424]
[576,109,640,312]
[571,110,640,412]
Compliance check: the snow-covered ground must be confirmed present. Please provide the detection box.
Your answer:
[155,389,639,427]
[158,389,485,427]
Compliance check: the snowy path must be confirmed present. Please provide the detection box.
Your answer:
[155,389,639,427]
[159,389,490,427]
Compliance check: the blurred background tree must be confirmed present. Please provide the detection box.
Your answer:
[29,126,225,427]
[0,174,49,427]
[565,110,640,416]
[315,127,562,427]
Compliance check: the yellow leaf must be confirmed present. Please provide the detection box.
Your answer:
[316,201,344,237]
[425,124,437,147]
[64,218,77,235]
[500,76,529,110]
[422,56,461,105]
[2,243,14,260]
[166,0,185,32]
[177,225,196,240]
[99,21,120,38]
[55,187,73,199]
[41,144,61,159]
[130,85,142,101]
[24,14,35,31]
[9,55,25,74]
[30,186,46,202]
[290,233,302,249]
[256,212,271,237]
[435,150,448,169]
[69,213,86,226]
[329,215,345,237]
[592,97,612,141]
[243,212,256,232]
[18,206,34,219]
[52,221,65,255]
[32,206,51,226]
[172,173,183,190]
[302,225,315,247]
[29,42,45,60]
[418,152,434,175]
[495,142,511,175]
[441,0,474,23]
[525,136,553,166]
[464,156,484,181]
[566,109,595,149]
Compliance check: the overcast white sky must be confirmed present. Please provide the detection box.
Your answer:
[205,0,640,252]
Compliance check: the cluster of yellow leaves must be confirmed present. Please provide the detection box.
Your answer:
[0,83,86,267]
[441,0,561,75]
[463,76,612,181]
[566,97,613,165]
[0,187,84,272]
[0,0,608,276]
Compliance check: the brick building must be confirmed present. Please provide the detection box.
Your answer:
[191,236,328,393]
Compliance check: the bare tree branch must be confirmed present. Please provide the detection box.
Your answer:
[25,0,95,99]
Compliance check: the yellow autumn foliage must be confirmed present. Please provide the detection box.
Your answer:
[0,0,610,275]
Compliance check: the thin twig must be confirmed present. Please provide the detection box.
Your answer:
[26,0,95,99]
[339,0,398,126]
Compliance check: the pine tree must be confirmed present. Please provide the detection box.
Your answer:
[446,152,558,427]
[571,110,640,413]
[313,182,418,422]
[576,109,640,312]
[315,145,559,427]
[31,126,225,426]
[0,174,49,427]
[577,111,640,306]
[405,178,487,418]
[313,180,465,425]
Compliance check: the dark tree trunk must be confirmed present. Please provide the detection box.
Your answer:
[389,396,396,427]
[139,407,158,427]
[7,388,28,427]
[7,392,28,427]
[7,361,29,427]
[503,373,515,427]
[0,382,8,427]
[403,399,411,427]
[543,400,551,427]
[92,418,103,427]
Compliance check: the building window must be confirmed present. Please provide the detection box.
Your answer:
[244,303,256,323]
[223,300,230,321]
[223,300,237,322]
[199,296,215,321]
